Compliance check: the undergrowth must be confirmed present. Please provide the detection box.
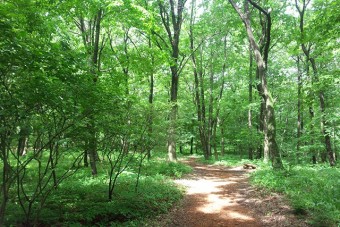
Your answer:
[251,165,340,226]
[196,154,267,168]
[3,153,191,226]
[142,158,192,178]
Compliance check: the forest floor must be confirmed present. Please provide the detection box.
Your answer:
[156,157,310,227]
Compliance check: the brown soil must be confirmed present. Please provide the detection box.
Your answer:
[159,157,310,227]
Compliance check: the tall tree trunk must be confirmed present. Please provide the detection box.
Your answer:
[229,0,283,169]
[208,53,214,158]
[147,38,154,160]
[189,0,209,159]
[296,56,303,164]
[78,9,103,175]
[158,0,187,161]
[248,44,254,160]
[310,59,335,166]
[295,0,335,166]
[168,77,178,161]
[88,9,102,175]
[211,37,227,160]
[199,58,209,158]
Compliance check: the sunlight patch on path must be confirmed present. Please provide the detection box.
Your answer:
[175,179,236,194]
[174,171,255,222]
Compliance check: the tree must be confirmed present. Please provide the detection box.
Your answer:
[157,0,187,161]
[228,0,283,169]
[294,0,336,166]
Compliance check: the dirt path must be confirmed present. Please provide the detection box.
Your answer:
[163,157,309,227]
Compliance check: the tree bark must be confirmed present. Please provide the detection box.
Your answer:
[189,0,209,159]
[228,0,283,169]
[311,59,335,166]
[248,44,254,160]
[0,128,11,226]
[78,9,103,175]
[147,38,154,160]
[296,56,303,164]
[295,0,335,166]
[208,53,214,158]
[158,0,187,161]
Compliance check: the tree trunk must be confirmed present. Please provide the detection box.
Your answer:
[0,130,11,226]
[313,65,335,166]
[190,137,194,155]
[229,0,283,169]
[295,0,336,166]
[189,0,210,159]
[78,9,103,175]
[158,0,186,162]
[248,44,254,160]
[168,68,178,161]
[220,128,225,157]
[208,54,214,159]
[88,120,98,175]
[147,38,154,160]
[296,56,303,164]
[84,147,89,167]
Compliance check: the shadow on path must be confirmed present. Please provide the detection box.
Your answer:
[167,157,261,227]
[165,157,310,227]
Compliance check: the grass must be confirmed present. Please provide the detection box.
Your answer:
[196,153,267,168]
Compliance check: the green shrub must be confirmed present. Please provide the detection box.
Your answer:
[4,159,186,226]
[142,161,192,178]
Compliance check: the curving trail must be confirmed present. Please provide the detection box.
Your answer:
[164,157,309,227]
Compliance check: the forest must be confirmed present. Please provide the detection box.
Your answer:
[0,0,339,226]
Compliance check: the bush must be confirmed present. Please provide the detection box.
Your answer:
[3,159,186,226]
[142,160,192,178]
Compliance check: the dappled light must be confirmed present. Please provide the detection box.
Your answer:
[170,158,261,226]
[1,0,338,225]
[167,157,311,227]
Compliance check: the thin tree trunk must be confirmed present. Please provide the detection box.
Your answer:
[220,126,225,156]
[248,44,254,160]
[147,40,154,160]
[189,0,209,159]
[211,37,227,160]
[88,120,98,175]
[310,59,335,166]
[0,130,10,226]
[84,140,89,167]
[295,0,335,166]
[88,9,102,175]
[208,53,214,158]
[296,56,303,164]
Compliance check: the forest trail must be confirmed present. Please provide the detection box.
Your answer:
[164,157,309,227]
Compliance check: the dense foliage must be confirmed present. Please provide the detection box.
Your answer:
[0,0,338,225]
